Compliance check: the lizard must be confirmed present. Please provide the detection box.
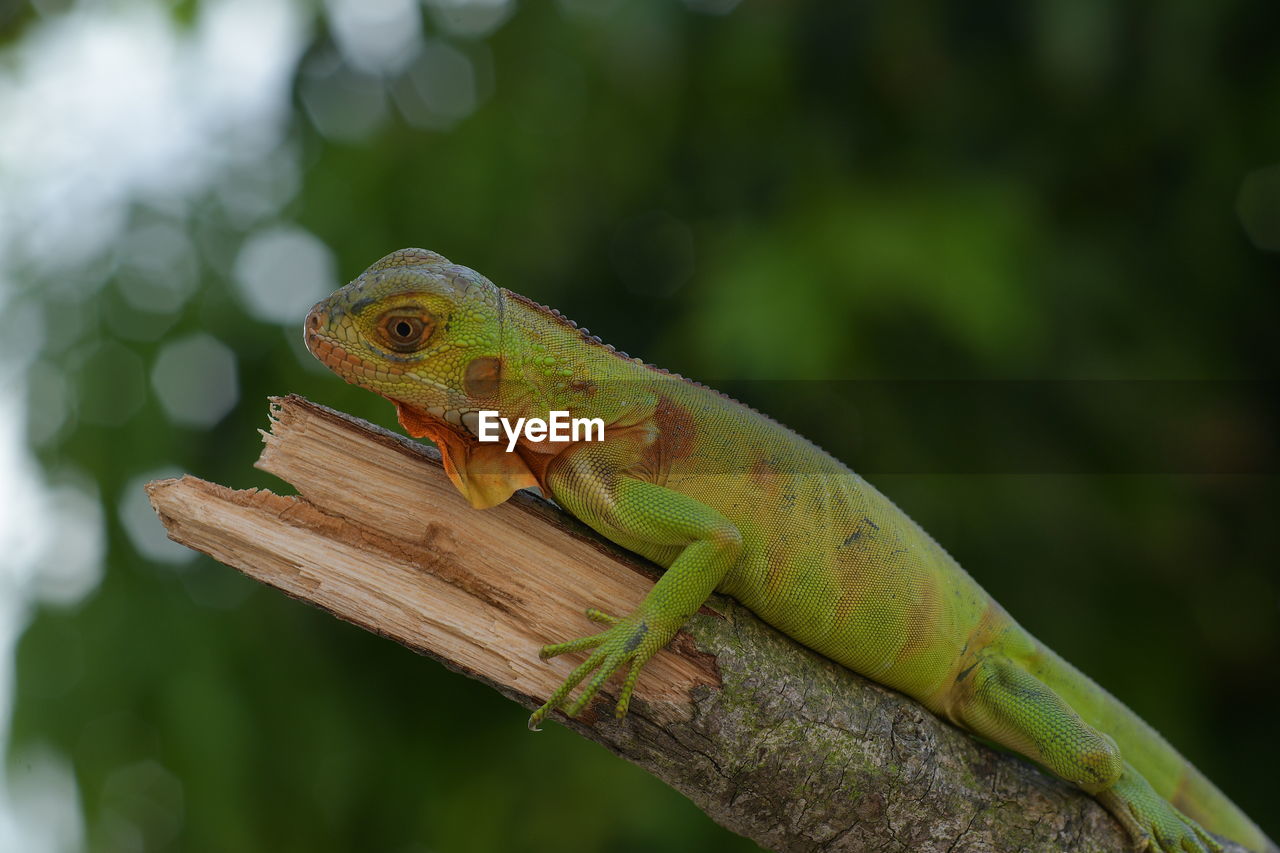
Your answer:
[303,247,1275,853]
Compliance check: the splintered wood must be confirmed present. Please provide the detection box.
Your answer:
[145,395,718,724]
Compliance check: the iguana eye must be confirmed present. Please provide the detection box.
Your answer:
[377,312,435,352]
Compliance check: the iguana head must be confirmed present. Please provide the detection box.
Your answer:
[305,247,503,422]
[305,248,538,508]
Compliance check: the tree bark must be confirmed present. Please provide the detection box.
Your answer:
[144,395,1241,853]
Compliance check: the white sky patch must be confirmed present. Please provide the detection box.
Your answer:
[0,385,104,853]
[0,0,307,276]
[325,0,423,76]
[28,478,106,611]
[0,392,56,597]
[233,224,338,325]
[1,744,84,853]
[0,1,311,849]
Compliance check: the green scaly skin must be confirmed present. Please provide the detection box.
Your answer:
[304,249,1275,853]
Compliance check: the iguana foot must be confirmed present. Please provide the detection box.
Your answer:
[528,608,654,731]
[1099,770,1223,853]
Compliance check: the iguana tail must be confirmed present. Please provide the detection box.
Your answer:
[1028,642,1275,852]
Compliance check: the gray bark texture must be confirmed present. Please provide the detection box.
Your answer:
[145,395,1244,853]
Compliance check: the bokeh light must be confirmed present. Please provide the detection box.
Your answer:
[232,225,337,326]
[120,470,200,566]
[150,334,240,428]
[1236,164,1280,252]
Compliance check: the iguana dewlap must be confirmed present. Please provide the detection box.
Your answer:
[304,248,1274,853]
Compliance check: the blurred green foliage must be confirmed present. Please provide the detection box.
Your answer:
[4,1,1278,851]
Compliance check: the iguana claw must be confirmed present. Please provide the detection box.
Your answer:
[1099,771,1224,853]
[528,609,652,730]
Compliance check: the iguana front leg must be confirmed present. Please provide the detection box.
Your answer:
[528,443,742,730]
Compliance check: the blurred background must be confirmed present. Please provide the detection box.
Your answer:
[1,0,1277,851]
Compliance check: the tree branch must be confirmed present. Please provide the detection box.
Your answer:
[145,395,1240,853]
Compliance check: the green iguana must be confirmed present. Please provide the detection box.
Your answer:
[303,248,1273,853]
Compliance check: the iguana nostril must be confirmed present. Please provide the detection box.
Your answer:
[305,307,325,332]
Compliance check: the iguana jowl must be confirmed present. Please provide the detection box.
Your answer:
[304,248,1273,853]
